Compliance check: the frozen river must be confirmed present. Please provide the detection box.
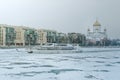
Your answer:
[0,48,120,80]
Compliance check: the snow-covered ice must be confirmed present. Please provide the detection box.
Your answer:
[0,48,120,80]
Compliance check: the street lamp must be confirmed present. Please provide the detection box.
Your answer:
[26,30,33,53]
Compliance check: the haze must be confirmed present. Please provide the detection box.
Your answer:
[0,0,120,39]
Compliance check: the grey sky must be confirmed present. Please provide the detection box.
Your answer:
[0,0,120,38]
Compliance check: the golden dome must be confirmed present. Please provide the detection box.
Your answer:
[93,20,101,26]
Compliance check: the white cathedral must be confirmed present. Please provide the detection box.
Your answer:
[87,20,107,45]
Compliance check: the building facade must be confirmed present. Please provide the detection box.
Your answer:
[0,24,87,47]
[0,25,6,46]
[87,20,107,46]
[57,33,68,43]
[36,29,47,45]
[68,33,86,46]
[24,28,37,45]
[43,29,57,43]
[0,24,16,46]
[14,26,26,46]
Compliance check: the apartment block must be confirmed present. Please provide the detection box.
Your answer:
[36,29,47,45]
[0,24,15,46]
[24,27,37,45]
[41,29,57,43]
[14,26,26,46]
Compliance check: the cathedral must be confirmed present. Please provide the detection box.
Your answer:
[87,20,107,46]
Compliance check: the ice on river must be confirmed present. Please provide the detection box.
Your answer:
[0,48,120,80]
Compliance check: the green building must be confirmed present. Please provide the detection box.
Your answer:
[44,29,57,43]
[24,28,37,45]
[5,27,16,46]
[0,25,16,46]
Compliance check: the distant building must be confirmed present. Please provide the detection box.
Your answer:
[87,20,107,46]
[68,32,86,46]
[14,26,26,46]
[0,23,87,47]
[0,24,16,46]
[0,25,6,46]
[36,29,47,45]
[24,27,37,45]
[43,29,57,43]
[57,33,68,43]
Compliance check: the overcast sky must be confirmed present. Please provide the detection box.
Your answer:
[0,0,120,39]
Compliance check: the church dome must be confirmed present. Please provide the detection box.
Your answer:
[93,20,101,26]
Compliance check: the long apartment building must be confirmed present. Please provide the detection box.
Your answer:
[0,24,86,47]
[0,24,37,46]
[0,24,58,46]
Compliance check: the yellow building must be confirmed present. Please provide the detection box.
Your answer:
[0,24,16,47]
[0,24,6,46]
[36,29,47,45]
[14,26,26,46]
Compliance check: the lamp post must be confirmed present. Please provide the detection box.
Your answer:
[26,30,34,53]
